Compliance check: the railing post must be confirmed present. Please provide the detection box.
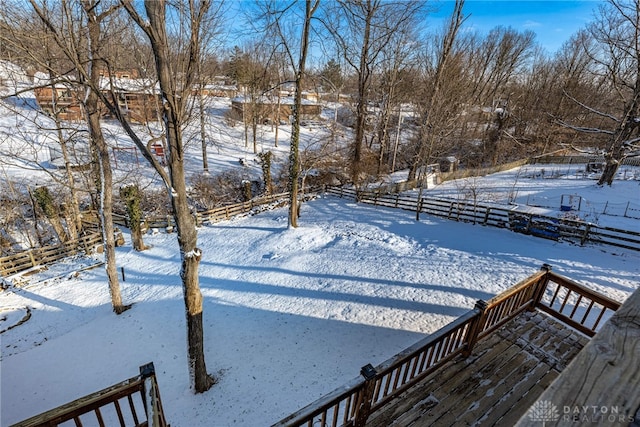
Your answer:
[140,362,164,427]
[354,364,378,427]
[530,263,552,310]
[463,300,487,357]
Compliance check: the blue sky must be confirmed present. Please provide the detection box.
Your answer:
[430,1,605,54]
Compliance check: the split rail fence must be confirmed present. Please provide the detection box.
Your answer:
[272,265,621,427]
[111,191,292,230]
[1,192,294,278]
[0,232,102,277]
[10,362,167,427]
[327,186,640,252]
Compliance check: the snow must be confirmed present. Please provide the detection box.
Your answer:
[1,68,639,426]
[2,187,639,426]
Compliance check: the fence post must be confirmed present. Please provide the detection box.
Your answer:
[354,364,378,427]
[483,207,491,225]
[580,224,591,246]
[416,197,424,221]
[28,249,37,268]
[463,300,487,357]
[530,263,552,311]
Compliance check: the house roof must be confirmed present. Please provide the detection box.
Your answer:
[98,76,160,94]
[0,60,29,84]
[231,95,319,106]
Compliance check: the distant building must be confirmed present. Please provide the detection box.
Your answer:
[98,70,161,123]
[32,68,162,123]
[33,72,84,121]
[192,76,238,98]
[230,95,322,124]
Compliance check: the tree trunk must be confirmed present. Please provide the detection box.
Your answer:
[167,111,214,392]
[288,1,317,227]
[597,99,638,186]
[138,0,214,393]
[83,0,126,314]
[50,73,83,238]
[352,11,372,186]
[199,91,209,172]
[120,185,147,251]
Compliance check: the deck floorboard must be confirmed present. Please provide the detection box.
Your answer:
[366,310,588,427]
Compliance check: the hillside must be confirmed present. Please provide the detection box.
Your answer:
[1,72,640,426]
[1,174,639,425]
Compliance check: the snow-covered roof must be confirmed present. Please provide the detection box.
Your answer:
[0,60,30,88]
[32,72,77,89]
[98,76,160,94]
[232,95,319,106]
[202,83,237,91]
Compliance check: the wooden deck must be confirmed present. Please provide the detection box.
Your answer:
[367,310,588,427]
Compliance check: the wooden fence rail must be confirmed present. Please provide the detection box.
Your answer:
[326,186,640,252]
[272,265,621,427]
[10,362,168,427]
[1,192,296,278]
[0,233,102,277]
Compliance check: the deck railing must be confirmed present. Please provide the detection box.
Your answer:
[537,271,621,337]
[10,363,167,427]
[272,265,622,427]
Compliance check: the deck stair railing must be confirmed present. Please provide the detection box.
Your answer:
[10,362,168,427]
[272,265,621,427]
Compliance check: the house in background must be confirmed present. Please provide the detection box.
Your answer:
[98,69,161,124]
[33,68,161,124]
[230,94,321,125]
[33,72,85,121]
[192,76,238,98]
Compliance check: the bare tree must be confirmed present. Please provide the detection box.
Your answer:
[18,0,219,390]
[258,0,319,227]
[120,0,217,392]
[589,0,640,185]
[464,26,536,165]
[407,0,466,180]
[6,0,129,314]
[372,16,419,176]
[80,0,129,313]
[288,0,318,227]
[324,0,425,185]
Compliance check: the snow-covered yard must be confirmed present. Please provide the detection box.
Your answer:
[1,77,639,426]
[1,176,639,426]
